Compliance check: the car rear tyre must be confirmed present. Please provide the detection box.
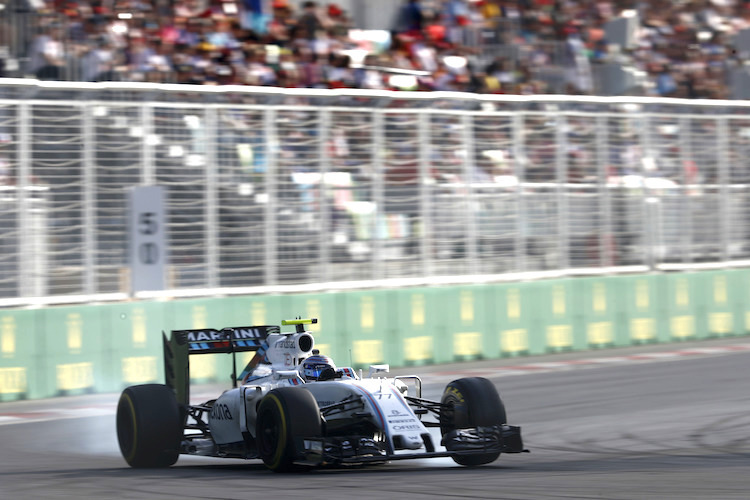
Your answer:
[256,387,322,472]
[116,384,182,468]
[439,377,507,466]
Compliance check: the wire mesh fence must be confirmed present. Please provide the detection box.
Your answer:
[1,81,750,303]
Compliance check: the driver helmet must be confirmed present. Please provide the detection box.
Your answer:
[301,354,337,381]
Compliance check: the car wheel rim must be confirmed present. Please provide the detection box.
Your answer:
[258,410,280,458]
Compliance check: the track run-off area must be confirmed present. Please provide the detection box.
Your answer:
[1,337,748,500]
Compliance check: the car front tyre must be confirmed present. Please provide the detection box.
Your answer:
[255,387,322,472]
[439,377,507,466]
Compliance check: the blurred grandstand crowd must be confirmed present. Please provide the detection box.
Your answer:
[2,0,750,96]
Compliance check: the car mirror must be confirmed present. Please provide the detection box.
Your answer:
[368,364,390,377]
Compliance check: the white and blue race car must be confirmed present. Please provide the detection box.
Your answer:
[116,318,526,472]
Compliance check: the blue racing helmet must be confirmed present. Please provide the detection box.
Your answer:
[301,354,336,381]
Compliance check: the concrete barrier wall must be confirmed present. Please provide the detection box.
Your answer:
[2,269,749,401]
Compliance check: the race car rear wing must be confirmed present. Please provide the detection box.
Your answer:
[163,325,279,406]
[174,326,280,355]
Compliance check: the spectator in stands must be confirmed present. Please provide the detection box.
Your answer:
[297,1,328,41]
[299,49,329,88]
[354,53,388,89]
[12,0,750,99]
[79,35,117,81]
[245,46,277,85]
[267,1,295,46]
[326,52,354,87]
[326,3,352,37]
[206,16,241,50]
[655,63,679,97]
[394,0,424,35]
[175,0,209,19]
[28,21,67,80]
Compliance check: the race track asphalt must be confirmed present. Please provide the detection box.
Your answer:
[1,337,748,499]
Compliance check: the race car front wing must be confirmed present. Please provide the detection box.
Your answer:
[442,424,525,455]
[295,424,527,466]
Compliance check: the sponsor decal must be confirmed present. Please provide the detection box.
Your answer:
[392,424,422,431]
[235,328,271,339]
[210,403,233,421]
[387,408,415,423]
[186,327,269,343]
[445,387,464,403]
[274,339,297,349]
[188,330,227,342]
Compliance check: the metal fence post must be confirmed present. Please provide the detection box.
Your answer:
[678,115,693,264]
[140,104,155,186]
[512,113,526,273]
[418,111,434,277]
[205,106,219,289]
[17,101,33,297]
[555,113,569,269]
[82,104,96,294]
[461,113,479,275]
[264,108,278,286]
[717,117,730,262]
[596,114,612,267]
[639,113,655,269]
[318,108,331,284]
[372,110,384,281]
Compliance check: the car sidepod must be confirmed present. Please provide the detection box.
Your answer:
[208,388,244,445]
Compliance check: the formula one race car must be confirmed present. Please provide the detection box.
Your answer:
[116,318,526,471]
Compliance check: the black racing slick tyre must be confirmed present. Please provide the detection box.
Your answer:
[116,384,182,468]
[439,377,507,466]
[256,387,322,472]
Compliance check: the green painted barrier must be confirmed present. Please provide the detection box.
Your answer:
[340,290,390,368]
[393,288,439,366]
[538,279,578,354]
[108,302,167,393]
[442,285,490,363]
[734,268,750,335]
[702,271,740,338]
[581,277,618,349]
[495,283,535,357]
[3,269,750,401]
[0,309,36,401]
[664,273,700,342]
[40,306,109,397]
[623,275,661,345]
